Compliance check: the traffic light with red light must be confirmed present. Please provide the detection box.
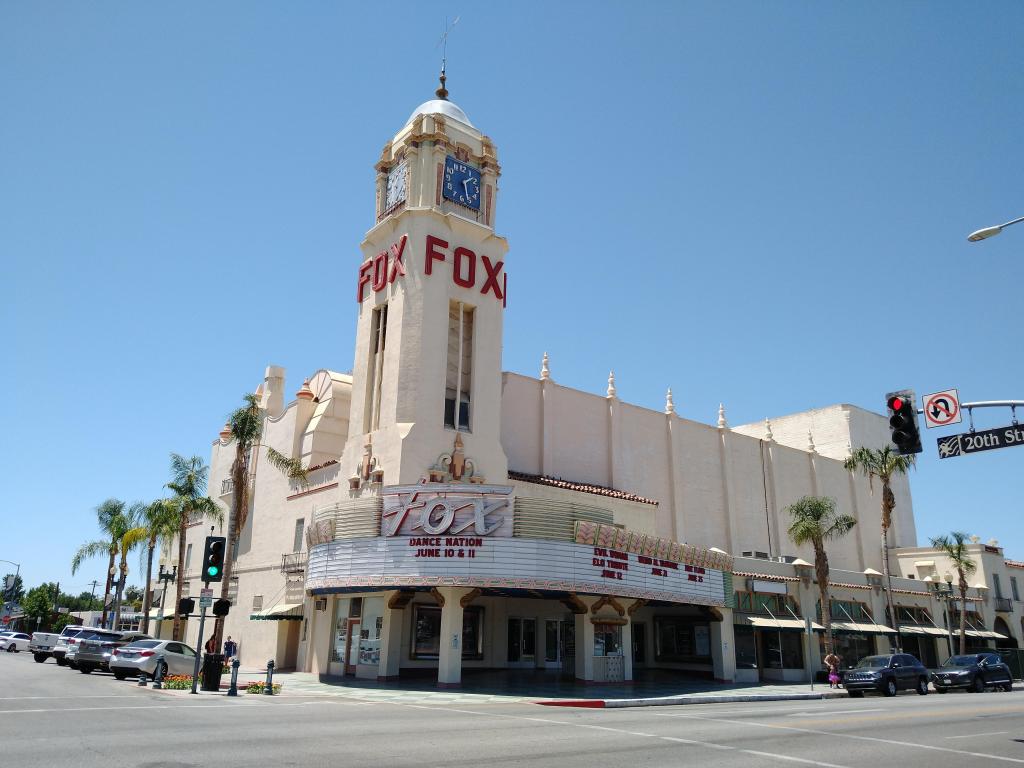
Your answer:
[202,536,226,583]
[886,390,922,455]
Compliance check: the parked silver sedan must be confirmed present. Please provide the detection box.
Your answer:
[108,639,198,679]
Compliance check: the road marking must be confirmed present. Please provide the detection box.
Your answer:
[397,704,854,767]
[0,695,141,700]
[743,749,850,767]
[946,731,1010,740]
[654,712,1024,764]
[0,700,338,714]
[788,708,886,717]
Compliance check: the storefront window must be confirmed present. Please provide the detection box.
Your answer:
[760,630,804,669]
[411,605,484,660]
[827,632,875,668]
[594,623,622,657]
[654,617,712,661]
[734,625,758,669]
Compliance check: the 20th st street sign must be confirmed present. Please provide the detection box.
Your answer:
[937,423,1024,459]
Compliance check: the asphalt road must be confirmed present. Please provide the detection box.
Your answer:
[3,650,1023,768]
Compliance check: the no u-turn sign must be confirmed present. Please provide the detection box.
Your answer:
[923,389,961,429]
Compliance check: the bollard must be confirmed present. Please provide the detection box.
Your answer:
[152,655,166,689]
[226,657,240,697]
[138,671,148,687]
[264,659,275,695]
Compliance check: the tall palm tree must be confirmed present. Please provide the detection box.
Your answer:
[166,453,221,642]
[70,499,134,629]
[212,393,307,648]
[138,498,180,635]
[843,445,915,650]
[110,503,147,629]
[786,496,857,658]
[930,531,977,655]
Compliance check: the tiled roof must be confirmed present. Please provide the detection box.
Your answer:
[732,571,799,582]
[1006,560,1024,569]
[508,471,659,506]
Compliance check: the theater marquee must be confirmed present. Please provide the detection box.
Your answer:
[306,487,731,607]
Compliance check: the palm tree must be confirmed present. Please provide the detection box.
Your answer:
[166,453,222,642]
[211,393,308,648]
[843,445,915,649]
[930,531,977,655]
[70,499,135,629]
[138,498,180,635]
[786,496,857,658]
[110,503,147,629]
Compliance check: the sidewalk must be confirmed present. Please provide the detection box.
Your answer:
[149,668,1016,708]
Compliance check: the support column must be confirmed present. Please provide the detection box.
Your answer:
[622,617,634,682]
[574,610,595,681]
[710,607,736,682]
[377,592,407,681]
[437,586,473,687]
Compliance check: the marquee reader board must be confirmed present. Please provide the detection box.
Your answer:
[923,388,962,429]
[306,536,728,608]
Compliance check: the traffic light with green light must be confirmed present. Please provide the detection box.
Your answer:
[202,536,226,583]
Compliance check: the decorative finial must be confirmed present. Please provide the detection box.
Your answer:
[435,16,459,100]
[764,418,773,441]
[296,378,314,401]
[219,423,232,440]
[607,370,617,398]
[665,387,675,415]
[807,430,816,453]
[540,352,550,381]
[717,403,727,429]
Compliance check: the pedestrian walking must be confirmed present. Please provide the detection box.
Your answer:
[224,635,237,661]
[204,635,217,654]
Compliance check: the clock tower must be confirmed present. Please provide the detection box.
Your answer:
[341,77,509,492]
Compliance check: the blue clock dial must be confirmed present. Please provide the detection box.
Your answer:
[443,156,482,211]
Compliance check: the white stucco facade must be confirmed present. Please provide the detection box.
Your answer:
[155,88,1020,687]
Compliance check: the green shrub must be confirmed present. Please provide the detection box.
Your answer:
[245,681,282,694]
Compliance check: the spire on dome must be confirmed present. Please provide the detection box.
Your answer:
[435,16,459,100]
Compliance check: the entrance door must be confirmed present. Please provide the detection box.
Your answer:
[344,619,360,675]
[632,623,646,666]
[560,619,576,679]
[507,618,536,667]
[544,620,561,668]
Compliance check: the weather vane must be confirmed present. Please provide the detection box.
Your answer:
[435,15,459,99]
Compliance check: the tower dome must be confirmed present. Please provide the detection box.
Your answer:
[405,98,474,129]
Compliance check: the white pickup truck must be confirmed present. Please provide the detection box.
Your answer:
[29,625,89,664]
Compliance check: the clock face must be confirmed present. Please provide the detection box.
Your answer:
[443,156,481,211]
[384,161,407,211]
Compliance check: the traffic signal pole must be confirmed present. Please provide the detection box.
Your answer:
[190,581,209,695]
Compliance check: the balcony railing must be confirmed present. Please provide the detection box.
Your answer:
[281,552,308,574]
[994,596,1013,613]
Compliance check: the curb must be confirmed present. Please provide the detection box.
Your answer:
[538,691,846,708]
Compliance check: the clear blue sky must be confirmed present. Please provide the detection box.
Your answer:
[4,2,1023,594]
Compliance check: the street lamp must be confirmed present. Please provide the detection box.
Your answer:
[155,565,177,640]
[929,575,956,659]
[967,215,1024,242]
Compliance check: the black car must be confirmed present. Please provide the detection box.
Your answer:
[843,653,930,697]
[930,652,1014,693]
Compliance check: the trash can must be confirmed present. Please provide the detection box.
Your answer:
[201,653,225,691]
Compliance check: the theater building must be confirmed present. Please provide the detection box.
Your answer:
[161,83,1019,687]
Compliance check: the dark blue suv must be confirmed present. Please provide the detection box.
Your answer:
[843,653,930,697]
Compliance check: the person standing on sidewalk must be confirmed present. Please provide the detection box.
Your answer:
[224,635,237,661]
[824,651,841,688]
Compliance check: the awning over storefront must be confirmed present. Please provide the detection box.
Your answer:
[965,629,1008,639]
[735,615,824,631]
[831,621,896,634]
[899,625,949,637]
[249,603,303,621]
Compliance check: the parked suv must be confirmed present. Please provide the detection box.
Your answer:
[931,652,1014,693]
[51,625,91,666]
[76,631,151,674]
[844,653,930,697]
